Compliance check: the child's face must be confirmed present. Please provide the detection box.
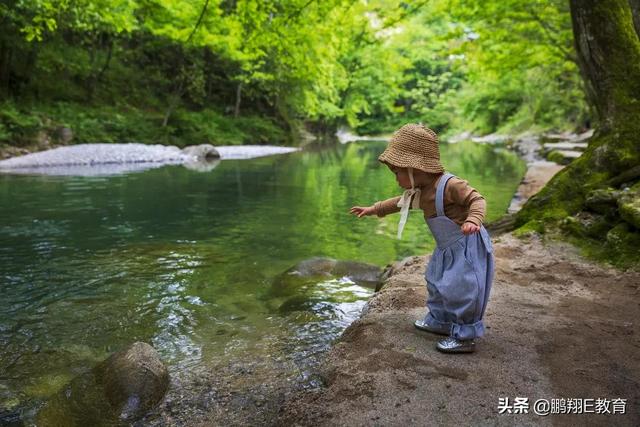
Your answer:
[388,165,413,189]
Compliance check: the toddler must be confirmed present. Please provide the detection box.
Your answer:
[350,123,494,353]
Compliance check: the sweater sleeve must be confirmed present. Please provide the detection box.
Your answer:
[374,196,402,217]
[447,178,486,226]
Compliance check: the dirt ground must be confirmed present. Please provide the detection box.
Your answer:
[276,232,640,426]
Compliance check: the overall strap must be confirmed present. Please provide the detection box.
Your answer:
[435,173,454,217]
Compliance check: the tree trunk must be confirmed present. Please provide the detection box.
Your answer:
[0,39,8,95]
[570,0,640,131]
[630,0,640,38]
[24,46,39,99]
[234,82,242,118]
[516,0,640,227]
[162,79,184,127]
[96,38,114,84]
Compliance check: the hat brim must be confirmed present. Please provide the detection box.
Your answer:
[378,151,444,174]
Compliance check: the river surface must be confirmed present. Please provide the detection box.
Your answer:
[0,140,525,421]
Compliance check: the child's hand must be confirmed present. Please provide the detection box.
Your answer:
[461,222,480,235]
[350,206,375,218]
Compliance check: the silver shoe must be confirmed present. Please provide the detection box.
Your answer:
[436,337,476,353]
[414,319,449,336]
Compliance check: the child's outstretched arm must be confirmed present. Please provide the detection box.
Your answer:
[350,194,406,218]
[351,191,421,219]
[373,196,403,217]
[349,205,375,218]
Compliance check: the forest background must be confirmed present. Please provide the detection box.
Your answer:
[0,0,587,147]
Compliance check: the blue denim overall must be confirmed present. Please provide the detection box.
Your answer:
[420,173,495,340]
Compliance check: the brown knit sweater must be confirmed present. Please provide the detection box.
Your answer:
[373,173,486,226]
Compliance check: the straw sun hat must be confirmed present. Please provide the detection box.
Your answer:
[378,123,444,173]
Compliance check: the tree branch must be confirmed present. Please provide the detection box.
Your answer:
[186,0,210,43]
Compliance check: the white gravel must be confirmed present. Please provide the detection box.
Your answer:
[0,143,299,176]
[214,145,299,159]
[0,143,189,169]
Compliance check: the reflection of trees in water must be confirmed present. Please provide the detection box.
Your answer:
[0,140,524,282]
[440,141,526,220]
[443,141,524,181]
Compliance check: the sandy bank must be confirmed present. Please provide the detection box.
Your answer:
[277,232,640,426]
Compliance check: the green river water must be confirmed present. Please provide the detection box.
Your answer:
[0,140,525,420]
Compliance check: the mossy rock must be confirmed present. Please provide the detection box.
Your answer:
[619,197,640,229]
[584,187,621,215]
[36,342,169,426]
[513,219,545,237]
[617,182,640,229]
[605,222,640,252]
[561,212,614,238]
[546,150,580,165]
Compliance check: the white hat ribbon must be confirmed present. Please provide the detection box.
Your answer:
[396,167,421,239]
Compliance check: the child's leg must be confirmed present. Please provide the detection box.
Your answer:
[441,233,493,341]
[424,279,452,329]
[417,255,453,334]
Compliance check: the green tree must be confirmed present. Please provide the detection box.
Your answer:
[516,0,640,264]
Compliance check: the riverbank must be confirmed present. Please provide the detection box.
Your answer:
[0,102,288,160]
[277,231,640,426]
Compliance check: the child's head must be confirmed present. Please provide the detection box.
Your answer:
[378,123,444,188]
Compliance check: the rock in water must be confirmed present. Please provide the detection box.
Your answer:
[286,257,339,278]
[181,144,220,160]
[182,144,222,172]
[270,257,383,298]
[37,342,169,426]
[267,257,381,314]
[99,342,169,421]
[286,257,381,283]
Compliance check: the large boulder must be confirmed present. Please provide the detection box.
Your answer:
[37,342,169,426]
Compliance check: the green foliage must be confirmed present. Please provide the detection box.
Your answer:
[431,0,586,135]
[0,102,42,145]
[171,109,286,146]
[345,0,587,136]
[0,0,589,147]
[0,101,287,147]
